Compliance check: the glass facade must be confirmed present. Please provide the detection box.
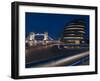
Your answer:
[62,19,87,48]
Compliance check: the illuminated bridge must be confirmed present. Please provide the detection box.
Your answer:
[25,32,60,47]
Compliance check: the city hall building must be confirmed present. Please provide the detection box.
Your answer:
[62,19,88,48]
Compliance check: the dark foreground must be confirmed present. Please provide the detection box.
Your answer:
[25,44,89,68]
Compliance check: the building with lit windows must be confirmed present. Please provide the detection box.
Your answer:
[62,19,88,48]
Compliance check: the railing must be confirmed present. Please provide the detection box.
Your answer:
[26,51,89,68]
[69,56,89,66]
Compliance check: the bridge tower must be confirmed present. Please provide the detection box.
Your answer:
[28,32,37,46]
[43,32,48,45]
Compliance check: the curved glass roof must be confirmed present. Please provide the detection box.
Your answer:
[63,19,86,40]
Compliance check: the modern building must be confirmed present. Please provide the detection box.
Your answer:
[62,19,88,48]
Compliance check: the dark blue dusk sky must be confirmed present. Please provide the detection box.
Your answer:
[25,12,89,40]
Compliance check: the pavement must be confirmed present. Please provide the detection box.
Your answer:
[25,44,89,68]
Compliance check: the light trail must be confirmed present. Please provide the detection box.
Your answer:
[38,51,89,67]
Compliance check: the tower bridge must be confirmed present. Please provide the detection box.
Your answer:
[26,32,57,47]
